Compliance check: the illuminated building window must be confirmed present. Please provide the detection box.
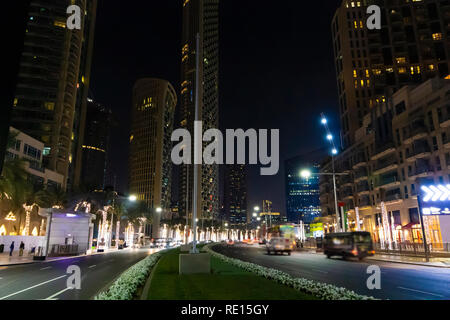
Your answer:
[432,33,443,41]
[353,70,357,78]
[372,69,382,75]
[428,64,435,71]
[44,102,55,111]
[396,57,406,64]
[365,69,369,78]
[386,67,394,73]
[410,66,421,75]
[54,20,66,28]
[13,98,18,107]
[398,67,406,74]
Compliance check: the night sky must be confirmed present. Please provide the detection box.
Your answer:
[90,0,342,214]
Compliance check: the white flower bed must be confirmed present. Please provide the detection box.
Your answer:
[95,250,166,300]
[204,244,377,300]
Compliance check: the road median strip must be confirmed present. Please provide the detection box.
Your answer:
[94,250,166,300]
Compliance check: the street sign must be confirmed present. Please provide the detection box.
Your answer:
[420,185,450,216]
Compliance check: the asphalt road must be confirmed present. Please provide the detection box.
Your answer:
[214,244,450,300]
[0,248,158,300]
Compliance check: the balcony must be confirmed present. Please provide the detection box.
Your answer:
[340,175,353,187]
[371,142,396,161]
[356,181,370,195]
[384,188,402,202]
[341,187,354,200]
[406,141,431,162]
[440,113,450,128]
[374,156,399,175]
[354,167,368,181]
[375,175,400,189]
[408,164,434,180]
[353,152,367,169]
[403,122,428,144]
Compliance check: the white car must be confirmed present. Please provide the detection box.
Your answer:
[266,237,294,256]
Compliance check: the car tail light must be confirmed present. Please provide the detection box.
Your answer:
[351,248,358,256]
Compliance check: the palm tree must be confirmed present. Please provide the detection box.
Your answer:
[35,186,67,209]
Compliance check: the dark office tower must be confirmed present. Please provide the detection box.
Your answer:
[70,0,99,191]
[224,165,247,225]
[179,0,220,223]
[332,0,450,149]
[10,0,98,189]
[285,157,321,224]
[80,99,112,192]
[129,79,177,237]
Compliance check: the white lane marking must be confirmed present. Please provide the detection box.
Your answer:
[0,275,67,300]
[312,269,329,274]
[397,286,445,298]
[88,265,96,269]
[40,267,52,271]
[44,287,72,300]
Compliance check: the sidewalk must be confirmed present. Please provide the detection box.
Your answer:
[0,248,125,267]
[296,248,450,268]
[367,254,450,268]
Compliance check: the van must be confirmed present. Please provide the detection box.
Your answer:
[324,232,375,260]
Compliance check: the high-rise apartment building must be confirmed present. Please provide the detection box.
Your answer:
[224,165,247,225]
[129,79,177,238]
[332,0,450,148]
[10,0,98,189]
[285,157,321,224]
[179,0,220,223]
[80,99,112,192]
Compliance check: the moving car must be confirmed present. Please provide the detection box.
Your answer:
[324,232,375,261]
[266,237,294,255]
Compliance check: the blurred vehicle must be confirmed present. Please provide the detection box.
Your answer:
[258,239,267,245]
[324,232,375,261]
[266,237,294,255]
[227,240,234,245]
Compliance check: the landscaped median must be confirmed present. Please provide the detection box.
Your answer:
[95,244,377,300]
[95,250,167,300]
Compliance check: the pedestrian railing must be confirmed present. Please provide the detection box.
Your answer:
[49,244,81,257]
[373,242,450,257]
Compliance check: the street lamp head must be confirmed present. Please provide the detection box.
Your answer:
[300,169,312,179]
[128,195,137,202]
[332,148,338,155]
[321,118,327,125]
[257,217,261,221]
[254,206,260,211]
[224,223,229,227]
[252,213,258,218]
[156,207,162,213]
[326,134,333,141]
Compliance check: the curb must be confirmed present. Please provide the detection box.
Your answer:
[139,254,163,300]
[366,257,450,268]
[0,249,130,267]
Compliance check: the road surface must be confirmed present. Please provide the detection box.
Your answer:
[0,248,157,300]
[214,244,450,300]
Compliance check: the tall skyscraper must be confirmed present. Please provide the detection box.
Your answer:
[179,0,220,223]
[80,99,112,192]
[332,0,450,149]
[10,0,98,189]
[129,79,177,238]
[224,165,247,225]
[285,157,321,224]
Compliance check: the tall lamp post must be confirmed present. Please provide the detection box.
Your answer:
[319,114,345,232]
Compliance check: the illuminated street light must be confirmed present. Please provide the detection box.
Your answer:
[156,207,162,213]
[252,212,258,218]
[254,206,260,211]
[332,148,338,155]
[300,169,312,179]
[321,118,327,125]
[128,195,137,202]
[257,217,261,221]
[224,223,229,227]
[327,134,333,141]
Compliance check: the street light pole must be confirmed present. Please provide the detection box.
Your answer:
[191,33,201,254]
[331,156,340,232]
